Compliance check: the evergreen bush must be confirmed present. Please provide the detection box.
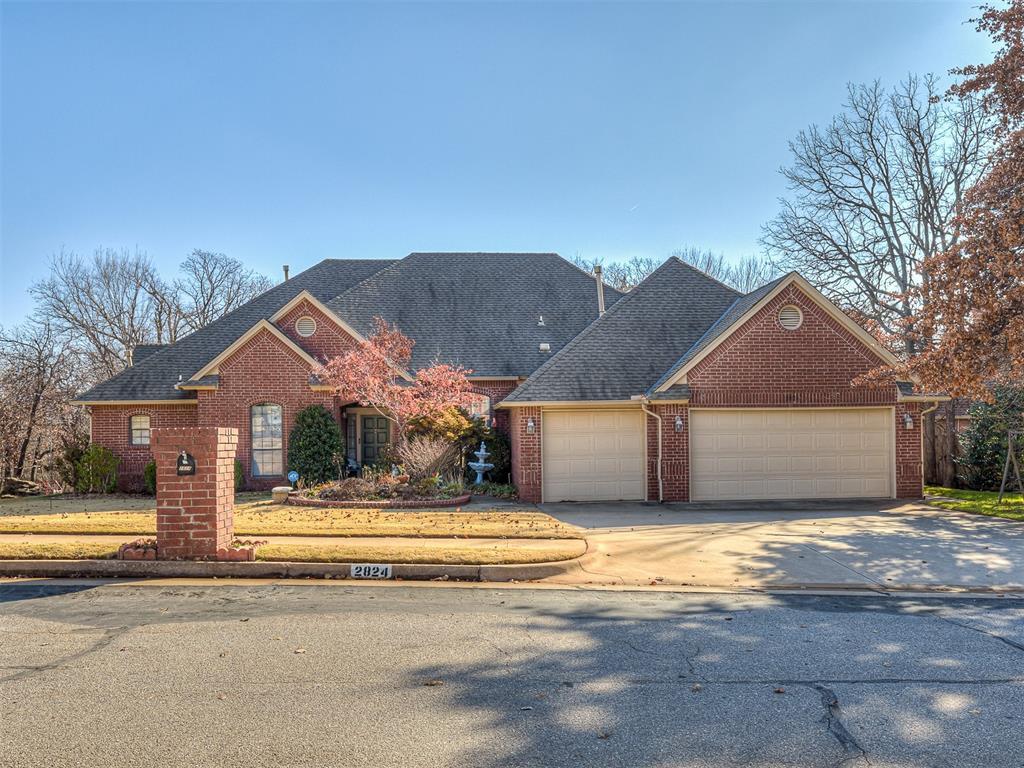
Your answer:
[957,387,1024,490]
[287,405,343,485]
[74,445,119,494]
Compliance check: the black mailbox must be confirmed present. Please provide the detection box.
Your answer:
[176,451,196,476]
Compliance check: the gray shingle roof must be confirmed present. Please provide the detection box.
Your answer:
[78,253,621,402]
[502,257,741,403]
[326,253,623,376]
[644,273,790,395]
[77,259,396,402]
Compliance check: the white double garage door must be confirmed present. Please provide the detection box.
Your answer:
[542,408,894,502]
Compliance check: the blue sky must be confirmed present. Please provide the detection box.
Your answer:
[0,1,990,324]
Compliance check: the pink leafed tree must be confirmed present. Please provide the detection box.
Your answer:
[313,317,476,448]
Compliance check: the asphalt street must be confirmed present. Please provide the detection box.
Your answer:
[2,581,1023,767]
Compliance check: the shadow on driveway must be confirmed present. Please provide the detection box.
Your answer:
[539,500,1024,590]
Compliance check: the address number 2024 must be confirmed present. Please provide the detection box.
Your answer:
[351,563,394,579]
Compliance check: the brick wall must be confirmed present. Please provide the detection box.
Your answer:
[646,404,689,502]
[509,407,542,502]
[688,285,895,407]
[197,327,333,489]
[469,379,519,434]
[151,427,237,559]
[275,298,361,362]
[89,403,199,491]
[896,402,924,498]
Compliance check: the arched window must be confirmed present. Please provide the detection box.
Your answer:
[251,403,283,476]
[129,415,150,445]
[467,394,492,423]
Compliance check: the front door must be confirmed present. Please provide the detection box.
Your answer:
[361,415,390,466]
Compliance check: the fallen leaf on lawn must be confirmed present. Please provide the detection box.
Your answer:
[424,679,444,687]
[774,687,786,694]
[597,730,613,740]
[294,648,306,654]
[519,706,533,711]
[217,693,227,701]
[691,683,702,692]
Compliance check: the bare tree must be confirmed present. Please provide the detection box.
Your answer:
[30,248,162,377]
[573,248,777,293]
[762,75,994,356]
[176,250,273,334]
[0,320,87,487]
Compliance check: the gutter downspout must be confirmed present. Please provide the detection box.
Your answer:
[639,398,663,503]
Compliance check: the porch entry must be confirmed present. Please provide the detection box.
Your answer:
[344,407,393,468]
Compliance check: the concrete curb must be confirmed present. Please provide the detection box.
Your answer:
[0,555,586,582]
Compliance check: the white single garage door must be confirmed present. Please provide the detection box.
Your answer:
[690,408,893,501]
[542,410,645,502]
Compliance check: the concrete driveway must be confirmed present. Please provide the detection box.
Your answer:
[538,500,1024,591]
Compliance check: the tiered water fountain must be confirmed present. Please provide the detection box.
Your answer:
[467,441,494,486]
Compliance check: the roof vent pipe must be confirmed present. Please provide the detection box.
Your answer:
[282,265,290,282]
[594,265,606,317]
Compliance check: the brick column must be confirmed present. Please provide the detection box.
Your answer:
[647,404,689,502]
[510,407,542,503]
[895,402,924,499]
[151,427,238,560]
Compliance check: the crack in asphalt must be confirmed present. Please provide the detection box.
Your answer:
[807,684,870,767]
[931,613,1024,654]
[0,624,131,683]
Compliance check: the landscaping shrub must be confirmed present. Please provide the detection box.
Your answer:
[397,436,462,482]
[472,481,518,499]
[54,434,90,492]
[288,405,344,486]
[143,461,157,495]
[957,387,1024,491]
[408,407,473,442]
[74,445,119,493]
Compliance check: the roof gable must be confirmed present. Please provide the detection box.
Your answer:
[653,273,900,393]
[76,258,395,403]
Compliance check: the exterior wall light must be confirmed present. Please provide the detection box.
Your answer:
[674,415,684,432]
[526,417,536,435]
[903,413,914,430]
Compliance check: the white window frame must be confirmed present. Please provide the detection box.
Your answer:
[129,415,151,446]
[251,403,284,477]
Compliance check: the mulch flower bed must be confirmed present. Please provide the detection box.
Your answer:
[287,493,472,509]
[289,476,472,509]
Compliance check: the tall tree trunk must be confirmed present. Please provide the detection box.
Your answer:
[14,389,42,478]
[924,409,937,485]
[942,400,958,488]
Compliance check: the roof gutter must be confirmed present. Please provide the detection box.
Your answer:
[639,397,663,503]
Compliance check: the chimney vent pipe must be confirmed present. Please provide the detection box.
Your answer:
[594,265,606,317]
[283,265,290,281]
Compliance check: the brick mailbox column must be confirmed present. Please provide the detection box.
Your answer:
[151,427,238,560]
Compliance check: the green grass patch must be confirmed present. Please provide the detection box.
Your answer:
[925,486,1024,522]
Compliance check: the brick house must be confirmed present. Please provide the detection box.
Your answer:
[75,252,941,502]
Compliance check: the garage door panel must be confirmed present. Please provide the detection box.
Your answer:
[543,410,645,502]
[691,408,893,501]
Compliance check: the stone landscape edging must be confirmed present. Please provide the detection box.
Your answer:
[286,493,473,509]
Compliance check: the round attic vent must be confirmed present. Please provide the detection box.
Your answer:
[296,316,317,337]
[778,305,803,331]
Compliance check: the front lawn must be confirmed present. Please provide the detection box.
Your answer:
[925,486,1024,522]
[0,494,579,540]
